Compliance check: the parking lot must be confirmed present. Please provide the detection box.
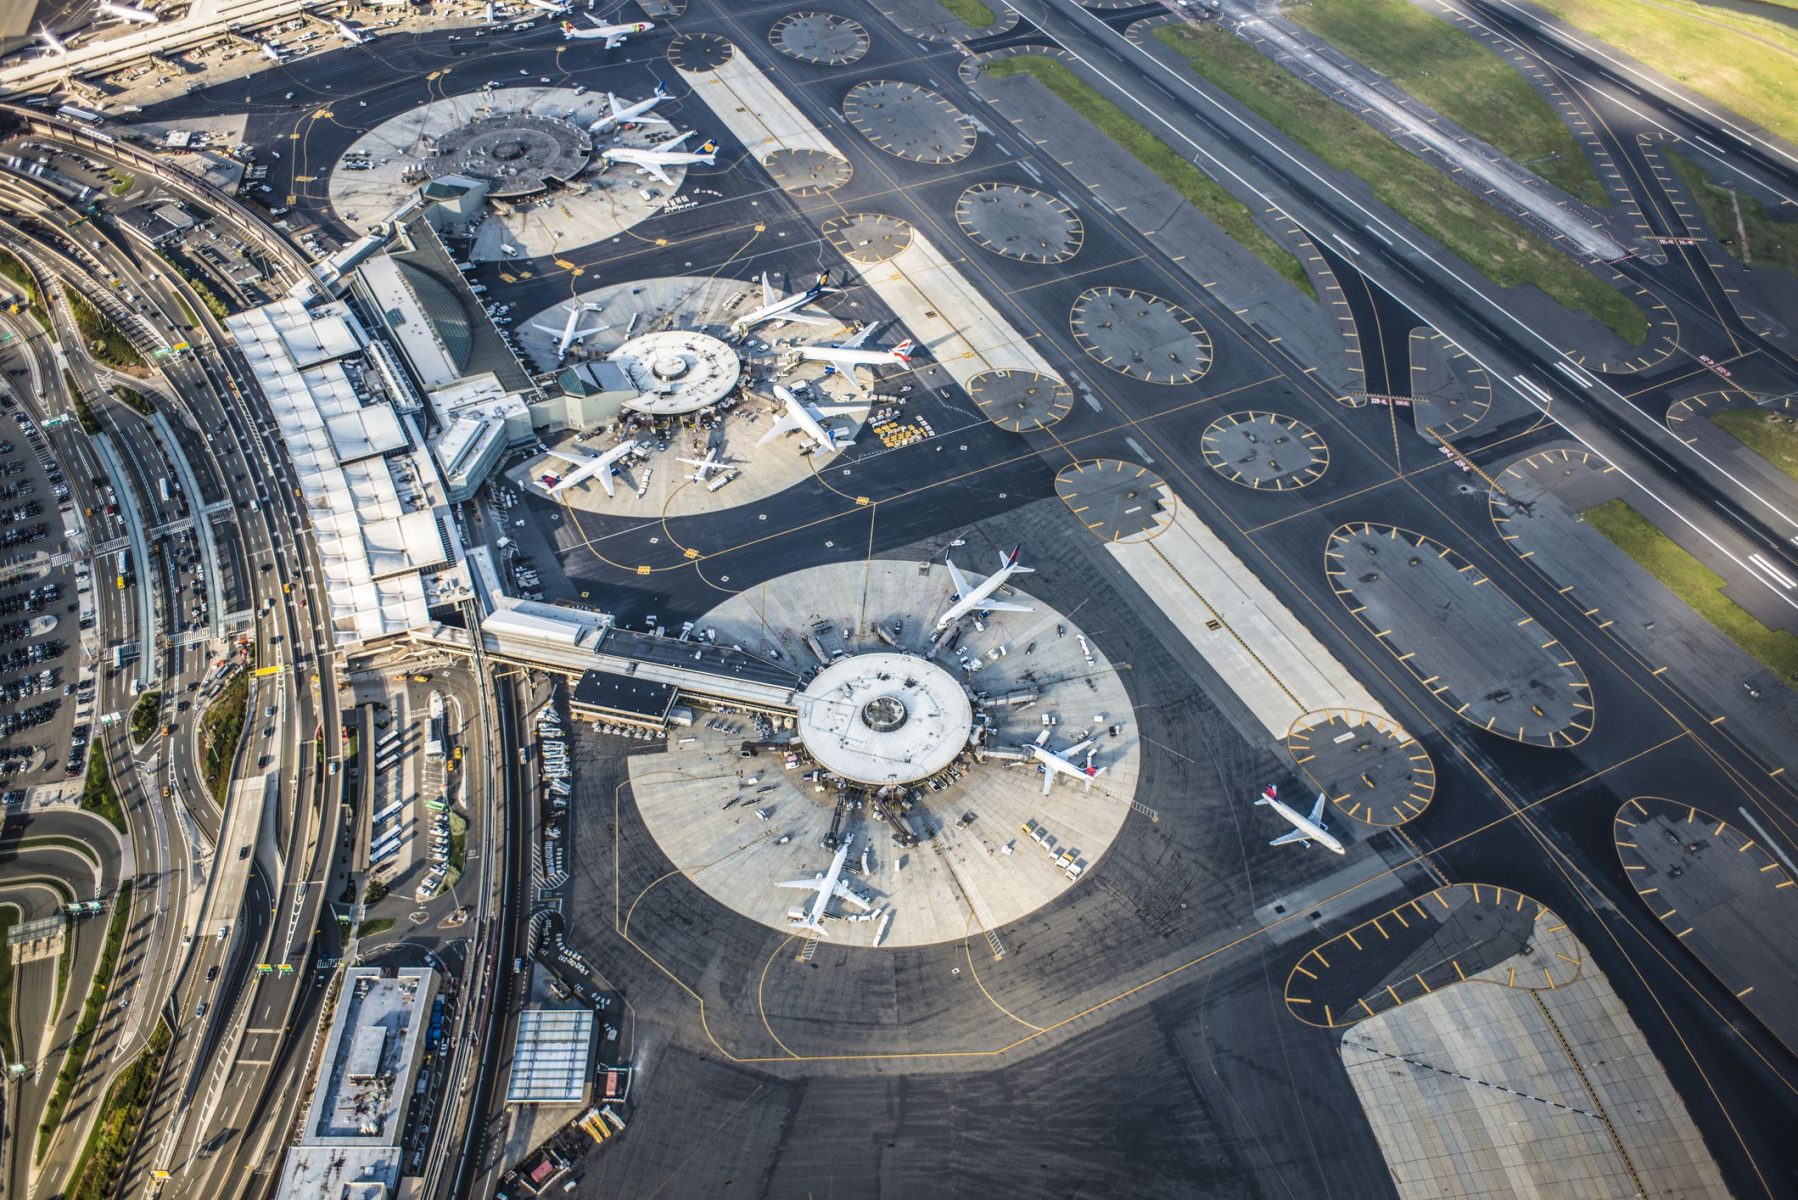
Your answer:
[0,392,95,794]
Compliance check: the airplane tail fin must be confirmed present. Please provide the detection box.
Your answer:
[698,141,719,157]
[1255,784,1276,806]
[891,339,914,363]
[654,80,667,97]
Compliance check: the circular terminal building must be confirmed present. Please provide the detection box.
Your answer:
[430,113,593,199]
[610,329,743,417]
[795,654,975,785]
[627,558,1143,949]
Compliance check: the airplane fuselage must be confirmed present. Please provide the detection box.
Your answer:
[1263,793,1346,854]
[936,560,1027,631]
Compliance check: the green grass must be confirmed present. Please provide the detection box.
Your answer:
[66,1020,169,1200]
[38,882,134,1161]
[1668,150,1798,275]
[446,810,468,889]
[66,290,144,370]
[8,837,101,865]
[939,0,996,28]
[1584,498,1798,687]
[106,171,134,199]
[0,249,48,330]
[128,690,161,748]
[112,385,153,417]
[0,905,17,1067]
[200,672,250,806]
[364,877,389,904]
[1289,0,1608,207]
[80,753,126,833]
[1711,408,1798,483]
[983,56,1315,296]
[1528,0,1798,146]
[1153,24,1647,344]
[356,917,395,939]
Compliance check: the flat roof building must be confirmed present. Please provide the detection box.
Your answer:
[275,967,439,1200]
[225,296,472,650]
[506,1008,596,1105]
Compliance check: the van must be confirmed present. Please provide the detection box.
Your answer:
[500,244,519,257]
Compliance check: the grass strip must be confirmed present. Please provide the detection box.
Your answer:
[1584,498,1798,686]
[37,881,134,1161]
[113,385,154,417]
[80,753,126,833]
[0,248,50,331]
[1153,24,1646,343]
[1667,150,1798,276]
[0,905,16,1066]
[128,690,161,748]
[357,917,395,939]
[200,671,250,807]
[939,0,996,29]
[983,55,1315,297]
[1526,0,1798,146]
[65,1020,170,1200]
[66,290,144,370]
[446,810,468,888]
[1289,0,1607,207]
[1711,409,1798,484]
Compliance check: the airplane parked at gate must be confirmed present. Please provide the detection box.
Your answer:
[676,445,734,483]
[777,839,870,937]
[795,322,915,371]
[99,1,161,24]
[757,384,862,455]
[1257,785,1346,854]
[332,19,368,45]
[935,546,1034,632]
[589,82,673,134]
[733,270,838,336]
[531,302,609,361]
[561,15,654,47]
[536,441,645,499]
[599,130,717,187]
[37,26,70,55]
[1027,726,1101,796]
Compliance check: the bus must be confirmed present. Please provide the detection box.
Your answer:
[158,477,171,504]
[371,800,404,828]
[115,548,131,590]
[55,105,104,126]
[425,797,449,814]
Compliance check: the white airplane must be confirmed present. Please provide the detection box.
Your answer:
[935,546,1034,632]
[332,19,368,45]
[757,384,861,455]
[37,26,70,55]
[561,16,653,47]
[525,0,569,12]
[536,440,644,499]
[98,1,160,24]
[599,130,717,187]
[1027,726,1101,796]
[796,323,915,372]
[484,0,495,20]
[777,840,870,938]
[1257,785,1346,855]
[732,270,838,335]
[676,445,733,482]
[531,301,609,361]
[259,41,286,63]
[588,82,672,134]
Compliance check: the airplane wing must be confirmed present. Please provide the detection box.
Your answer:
[1040,769,1054,797]
[757,414,802,445]
[635,162,674,187]
[1308,794,1328,825]
[838,321,882,351]
[779,311,834,327]
[604,32,625,48]
[637,112,673,127]
[760,273,776,306]
[775,879,819,890]
[1269,829,1311,847]
[656,130,696,151]
[983,599,1032,614]
[1063,738,1096,758]
[831,882,872,911]
[529,323,566,336]
[945,559,972,599]
[608,93,626,118]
